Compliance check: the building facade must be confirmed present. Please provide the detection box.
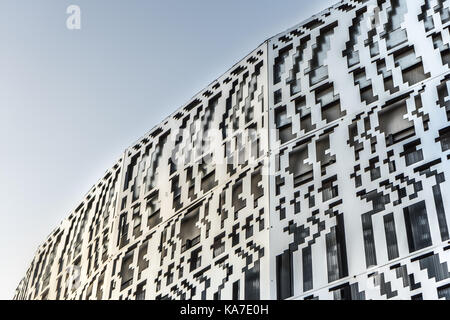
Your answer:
[14,0,450,300]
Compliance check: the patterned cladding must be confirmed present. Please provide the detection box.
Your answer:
[14,0,450,300]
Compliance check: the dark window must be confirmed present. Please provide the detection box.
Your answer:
[171,175,182,210]
[437,126,450,151]
[322,179,338,202]
[411,293,423,300]
[289,144,313,187]
[121,196,127,210]
[393,46,430,85]
[275,106,295,144]
[331,283,352,300]
[120,251,134,290]
[433,181,449,241]
[190,249,201,272]
[326,214,348,282]
[136,282,146,300]
[232,180,246,214]
[403,201,432,253]
[383,213,399,260]
[274,89,282,104]
[316,134,335,172]
[244,217,254,239]
[212,234,225,258]
[180,207,201,252]
[132,206,142,238]
[273,46,291,84]
[166,265,174,285]
[362,213,377,267]
[418,254,450,282]
[302,246,313,292]
[232,280,240,300]
[137,242,149,272]
[378,99,415,146]
[438,283,450,300]
[231,224,240,247]
[276,250,293,300]
[118,213,128,248]
[200,166,217,193]
[295,96,315,133]
[146,196,160,230]
[245,262,260,300]
[315,83,343,123]
[403,140,423,166]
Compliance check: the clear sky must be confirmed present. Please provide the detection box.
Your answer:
[0,0,335,299]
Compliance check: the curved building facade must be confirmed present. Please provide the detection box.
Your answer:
[15,0,450,300]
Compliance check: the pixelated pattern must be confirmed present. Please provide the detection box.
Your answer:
[14,0,450,300]
[269,0,450,300]
[14,45,270,300]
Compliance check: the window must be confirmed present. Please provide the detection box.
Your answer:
[232,281,240,300]
[147,195,161,230]
[369,158,381,181]
[378,99,415,146]
[136,282,146,300]
[212,233,225,258]
[436,126,450,151]
[231,224,240,247]
[331,283,352,300]
[403,140,423,166]
[384,0,408,49]
[137,242,149,272]
[315,84,343,123]
[274,89,282,104]
[289,143,313,187]
[180,207,201,252]
[245,262,260,300]
[353,68,377,104]
[123,153,139,191]
[201,169,216,193]
[411,293,423,300]
[377,59,398,93]
[316,134,335,173]
[232,180,246,214]
[273,45,291,84]
[96,273,104,300]
[393,46,430,85]
[438,283,450,300]
[190,249,201,272]
[418,254,450,282]
[433,181,449,241]
[308,24,335,85]
[244,216,254,239]
[171,175,182,210]
[295,96,315,133]
[118,213,128,248]
[326,214,348,282]
[321,178,338,202]
[251,168,264,204]
[132,206,142,238]
[403,201,432,253]
[302,246,313,292]
[362,213,377,267]
[383,213,399,260]
[120,251,134,290]
[166,264,174,285]
[275,106,295,144]
[200,160,217,193]
[121,196,127,210]
[276,250,293,300]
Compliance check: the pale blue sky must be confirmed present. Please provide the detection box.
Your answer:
[0,0,335,299]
